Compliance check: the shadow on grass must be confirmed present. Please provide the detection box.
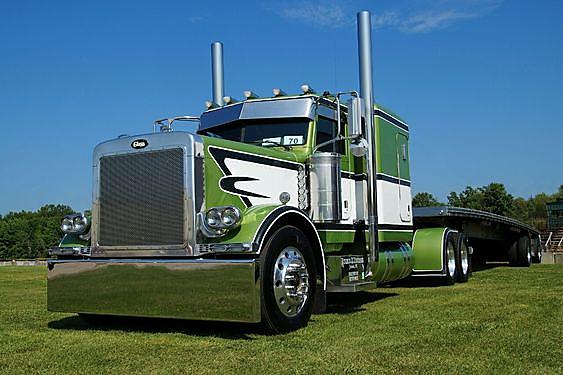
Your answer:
[472,261,510,272]
[48,314,262,340]
[326,291,398,314]
[48,291,399,336]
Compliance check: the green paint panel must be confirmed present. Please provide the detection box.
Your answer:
[59,234,89,248]
[317,230,355,244]
[375,117,410,178]
[378,230,413,242]
[202,136,305,214]
[412,227,446,272]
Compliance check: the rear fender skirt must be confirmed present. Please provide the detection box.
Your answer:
[411,227,458,276]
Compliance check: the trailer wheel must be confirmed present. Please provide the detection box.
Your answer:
[508,238,519,266]
[517,235,532,267]
[455,234,471,283]
[443,230,458,285]
[260,225,316,333]
[531,237,542,264]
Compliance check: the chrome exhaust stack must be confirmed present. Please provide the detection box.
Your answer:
[357,10,379,262]
[211,41,224,106]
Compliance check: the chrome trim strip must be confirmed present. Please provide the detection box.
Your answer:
[47,258,261,323]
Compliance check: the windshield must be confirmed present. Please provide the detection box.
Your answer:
[198,118,310,147]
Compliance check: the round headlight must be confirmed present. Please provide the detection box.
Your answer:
[201,206,243,237]
[206,209,222,228]
[73,215,88,233]
[221,208,240,227]
[61,218,74,233]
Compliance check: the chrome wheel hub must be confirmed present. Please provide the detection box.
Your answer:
[447,241,456,277]
[273,247,310,317]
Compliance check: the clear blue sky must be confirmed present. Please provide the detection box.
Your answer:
[0,0,561,214]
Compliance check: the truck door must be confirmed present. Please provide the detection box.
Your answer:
[396,133,411,222]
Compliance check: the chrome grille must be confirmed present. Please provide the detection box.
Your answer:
[98,148,185,247]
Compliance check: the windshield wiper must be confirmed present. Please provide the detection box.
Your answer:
[248,140,291,151]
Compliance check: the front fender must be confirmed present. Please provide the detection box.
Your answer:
[58,233,90,248]
[200,204,284,246]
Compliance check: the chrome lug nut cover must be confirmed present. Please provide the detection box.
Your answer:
[273,247,310,317]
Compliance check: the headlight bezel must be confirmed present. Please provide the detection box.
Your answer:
[200,206,242,237]
[60,213,89,234]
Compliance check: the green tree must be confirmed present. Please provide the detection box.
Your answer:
[447,186,484,210]
[512,197,529,223]
[448,183,514,216]
[480,183,514,216]
[412,192,442,207]
[0,204,74,260]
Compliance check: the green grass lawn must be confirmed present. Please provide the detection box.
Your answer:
[1,265,562,374]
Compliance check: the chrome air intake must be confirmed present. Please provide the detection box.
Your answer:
[309,152,342,222]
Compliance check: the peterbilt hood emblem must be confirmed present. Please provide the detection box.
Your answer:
[131,139,148,149]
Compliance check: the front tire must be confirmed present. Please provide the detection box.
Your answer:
[260,225,317,333]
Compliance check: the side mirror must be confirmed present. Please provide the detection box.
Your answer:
[347,97,367,157]
[347,97,364,138]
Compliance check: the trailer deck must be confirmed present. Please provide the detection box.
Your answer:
[414,206,541,264]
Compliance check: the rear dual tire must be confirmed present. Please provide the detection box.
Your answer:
[531,237,542,264]
[455,234,471,283]
[443,231,472,285]
[443,230,458,285]
[508,235,532,267]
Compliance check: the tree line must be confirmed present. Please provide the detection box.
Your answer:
[413,183,563,231]
[0,183,560,259]
[0,205,74,260]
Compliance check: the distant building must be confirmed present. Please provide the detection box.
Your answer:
[547,199,563,230]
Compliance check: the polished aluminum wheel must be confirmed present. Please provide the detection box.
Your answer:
[460,241,469,275]
[273,246,310,317]
[447,241,456,277]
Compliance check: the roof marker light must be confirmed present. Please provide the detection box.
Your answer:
[272,88,287,97]
[205,100,218,110]
[243,91,260,99]
[223,96,238,105]
[300,84,316,94]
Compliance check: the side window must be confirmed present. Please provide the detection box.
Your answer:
[316,117,345,154]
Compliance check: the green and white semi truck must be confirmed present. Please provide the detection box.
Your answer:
[48,11,540,332]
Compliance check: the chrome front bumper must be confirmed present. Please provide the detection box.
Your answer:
[47,258,261,323]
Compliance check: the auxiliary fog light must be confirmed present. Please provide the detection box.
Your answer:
[202,206,242,237]
[60,213,89,234]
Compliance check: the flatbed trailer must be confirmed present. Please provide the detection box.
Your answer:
[414,206,542,266]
